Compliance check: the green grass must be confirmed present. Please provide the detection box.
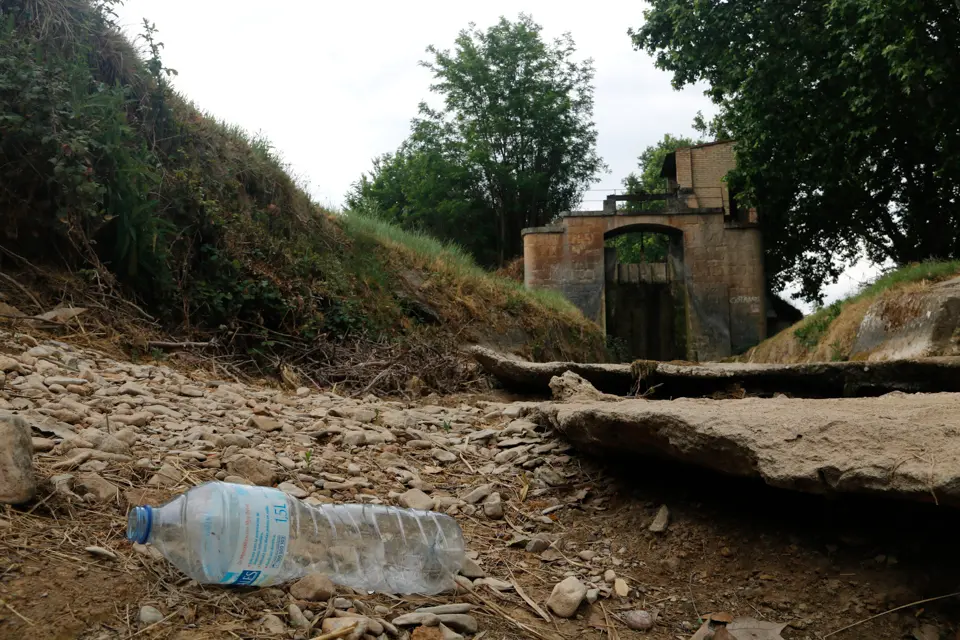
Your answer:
[856,260,960,299]
[791,259,960,351]
[340,210,583,317]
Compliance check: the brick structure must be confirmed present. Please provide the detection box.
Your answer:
[523,140,766,361]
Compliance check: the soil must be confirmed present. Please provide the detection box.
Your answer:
[2,334,960,640]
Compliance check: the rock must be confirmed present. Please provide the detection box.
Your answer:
[399,488,435,511]
[539,394,960,506]
[649,505,670,533]
[459,558,485,578]
[432,448,457,463]
[119,381,149,396]
[412,628,445,640]
[853,279,960,360]
[481,345,960,396]
[248,416,282,432]
[614,578,629,597]
[461,484,494,504]
[604,569,617,582]
[415,604,476,615]
[393,612,440,627]
[289,573,336,601]
[585,588,599,604]
[0,413,36,504]
[578,550,596,561]
[482,492,503,520]
[623,610,655,631]
[278,482,309,499]
[435,614,477,634]
[913,624,941,640]
[148,463,183,487]
[226,456,277,486]
[342,431,367,447]
[525,537,551,553]
[438,624,464,640]
[222,433,252,447]
[85,546,117,560]
[139,605,164,626]
[31,437,54,452]
[471,346,634,395]
[260,614,286,635]
[77,428,130,455]
[288,603,310,629]
[77,473,119,503]
[549,371,621,402]
[547,576,587,618]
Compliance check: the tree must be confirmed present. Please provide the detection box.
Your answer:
[349,15,606,266]
[632,0,960,301]
[608,134,702,263]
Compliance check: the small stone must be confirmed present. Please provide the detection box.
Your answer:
[459,558,485,578]
[483,492,503,520]
[31,437,55,452]
[547,576,587,618]
[614,578,629,597]
[649,505,670,533]
[333,597,353,610]
[586,588,599,604]
[118,381,149,396]
[342,431,367,447]
[432,448,458,463]
[525,537,551,554]
[435,614,477,634]
[260,614,286,635]
[290,573,336,601]
[223,433,252,447]
[85,546,117,560]
[659,556,681,572]
[578,550,596,561]
[288,603,310,629]
[415,604,476,615]
[461,484,494,504]
[139,605,164,626]
[399,488,435,511]
[77,473,119,503]
[393,612,440,627]
[148,463,182,488]
[604,569,617,583]
[226,455,277,486]
[248,416,282,432]
[438,623,465,640]
[624,610,655,631]
[0,413,36,504]
[278,482,309,499]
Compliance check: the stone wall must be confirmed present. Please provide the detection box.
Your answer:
[522,141,766,361]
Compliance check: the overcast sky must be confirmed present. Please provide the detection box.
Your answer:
[113,0,878,310]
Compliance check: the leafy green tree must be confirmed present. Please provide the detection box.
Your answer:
[621,133,701,212]
[608,134,701,263]
[632,0,960,301]
[349,15,606,266]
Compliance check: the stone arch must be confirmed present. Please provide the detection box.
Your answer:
[602,222,687,361]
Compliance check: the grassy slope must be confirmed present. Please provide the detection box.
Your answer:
[744,261,960,363]
[0,0,604,392]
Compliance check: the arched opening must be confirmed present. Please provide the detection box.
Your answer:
[603,224,686,362]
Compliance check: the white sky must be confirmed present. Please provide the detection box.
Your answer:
[113,0,878,312]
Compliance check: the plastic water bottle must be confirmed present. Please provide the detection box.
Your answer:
[126,481,465,595]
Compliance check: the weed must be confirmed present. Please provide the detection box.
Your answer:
[793,302,844,349]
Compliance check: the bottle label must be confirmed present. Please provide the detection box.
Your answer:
[219,484,290,586]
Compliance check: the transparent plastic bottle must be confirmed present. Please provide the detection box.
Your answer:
[126,481,465,595]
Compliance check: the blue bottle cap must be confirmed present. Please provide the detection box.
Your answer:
[126,506,153,544]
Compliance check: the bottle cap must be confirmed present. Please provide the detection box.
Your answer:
[126,506,153,544]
